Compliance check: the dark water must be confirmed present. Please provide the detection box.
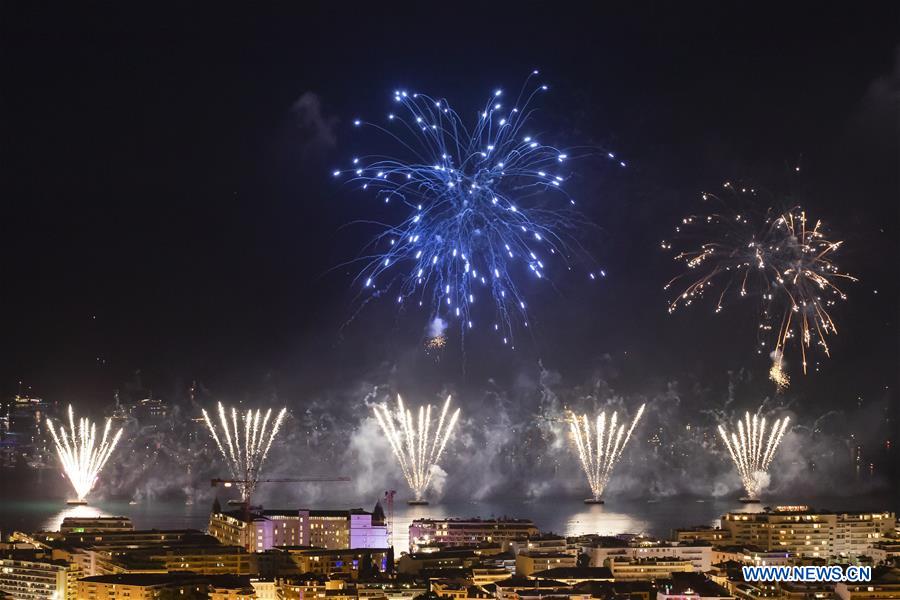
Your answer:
[1,471,895,551]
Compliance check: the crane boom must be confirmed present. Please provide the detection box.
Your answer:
[211,477,350,487]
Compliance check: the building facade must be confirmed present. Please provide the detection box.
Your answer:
[721,509,896,558]
[208,507,388,552]
[0,550,81,600]
[409,518,540,552]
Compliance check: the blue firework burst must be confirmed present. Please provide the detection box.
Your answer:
[333,71,622,347]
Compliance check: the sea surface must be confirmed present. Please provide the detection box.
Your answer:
[1,470,895,552]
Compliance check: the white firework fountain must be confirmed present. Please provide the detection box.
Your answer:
[570,404,645,503]
[47,405,124,505]
[202,402,287,503]
[372,395,460,505]
[718,410,791,502]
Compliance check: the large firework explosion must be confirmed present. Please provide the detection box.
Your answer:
[47,405,124,502]
[663,184,855,387]
[202,402,288,502]
[334,72,622,348]
[372,395,460,502]
[718,410,791,500]
[569,404,645,501]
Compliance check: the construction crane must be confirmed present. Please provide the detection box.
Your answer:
[211,477,351,508]
[211,477,350,488]
[383,490,396,548]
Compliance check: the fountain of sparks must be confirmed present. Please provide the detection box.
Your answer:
[718,410,791,502]
[569,404,645,503]
[372,395,460,504]
[202,402,288,503]
[47,405,124,504]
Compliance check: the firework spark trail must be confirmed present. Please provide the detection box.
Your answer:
[569,404,645,501]
[663,186,856,386]
[769,350,790,392]
[334,72,623,347]
[373,395,460,501]
[47,405,123,501]
[718,410,791,499]
[202,402,287,502]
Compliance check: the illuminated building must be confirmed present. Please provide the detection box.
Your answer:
[259,547,389,579]
[606,557,695,581]
[206,575,257,599]
[506,534,569,556]
[397,549,481,575]
[302,509,389,550]
[76,573,255,600]
[673,527,732,545]
[13,529,244,577]
[581,538,712,572]
[870,541,900,565]
[208,505,387,552]
[493,575,569,600]
[409,518,539,552]
[710,546,795,566]
[0,549,81,600]
[656,573,734,600]
[1,394,56,468]
[528,566,614,584]
[472,566,515,585]
[59,516,133,534]
[721,508,896,558]
[836,567,900,600]
[250,578,279,600]
[515,552,577,576]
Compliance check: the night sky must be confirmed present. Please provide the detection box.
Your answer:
[1,3,897,423]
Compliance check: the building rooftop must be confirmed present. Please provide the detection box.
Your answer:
[657,573,731,597]
[495,576,567,588]
[405,549,477,560]
[411,517,536,525]
[304,508,373,517]
[79,572,207,586]
[0,549,70,568]
[276,547,390,555]
[519,551,573,559]
[531,567,614,580]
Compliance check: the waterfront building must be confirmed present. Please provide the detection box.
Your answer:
[208,505,387,552]
[721,508,896,558]
[582,537,712,572]
[409,518,539,552]
[59,516,133,533]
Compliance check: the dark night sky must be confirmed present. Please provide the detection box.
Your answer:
[1,3,898,415]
